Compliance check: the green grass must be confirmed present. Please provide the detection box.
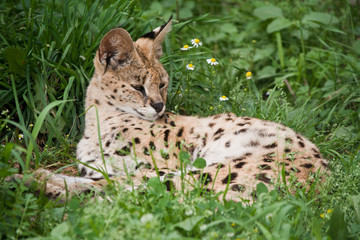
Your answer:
[1,0,360,239]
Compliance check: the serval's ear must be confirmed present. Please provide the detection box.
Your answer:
[136,17,172,60]
[96,28,136,74]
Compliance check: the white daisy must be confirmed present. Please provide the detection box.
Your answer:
[246,71,252,79]
[186,63,195,70]
[180,44,192,51]
[191,38,202,48]
[18,134,24,140]
[206,58,218,65]
[219,95,229,101]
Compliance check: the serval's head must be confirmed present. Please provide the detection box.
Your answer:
[92,18,172,121]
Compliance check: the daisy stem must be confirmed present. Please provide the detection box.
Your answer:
[186,72,190,109]
[210,66,214,103]
[247,76,260,101]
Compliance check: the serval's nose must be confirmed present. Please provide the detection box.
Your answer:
[151,102,164,113]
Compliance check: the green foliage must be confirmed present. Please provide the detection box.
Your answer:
[1,0,360,239]
[0,0,141,145]
[328,207,349,239]
[192,157,206,169]
[3,47,26,75]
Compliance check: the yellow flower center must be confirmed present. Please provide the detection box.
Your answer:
[188,64,193,68]
[184,45,189,48]
[194,39,200,43]
[221,95,227,99]
[211,58,216,62]
[246,71,252,78]
[320,213,325,218]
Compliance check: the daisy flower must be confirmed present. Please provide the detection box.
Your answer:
[219,95,229,101]
[18,134,24,140]
[180,44,192,51]
[186,63,195,70]
[191,38,202,48]
[246,71,252,79]
[206,58,218,66]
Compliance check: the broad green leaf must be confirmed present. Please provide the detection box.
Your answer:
[0,162,17,178]
[148,177,165,194]
[179,151,191,162]
[149,2,163,13]
[179,8,193,19]
[253,44,274,61]
[267,18,292,33]
[175,216,204,232]
[281,223,291,239]
[327,207,348,239]
[222,23,238,34]
[303,12,339,25]
[257,66,276,78]
[3,46,26,75]
[312,218,322,240]
[179,1,195,19]
[273,205,293,231]
[51,222,70,237]
[256,182,269,195]
[253,6,283,20]
[232,59,250,71]
[192,158,206,169]
[0,143,14,162]
[333,126,356,141]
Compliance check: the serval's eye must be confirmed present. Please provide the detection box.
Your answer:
[159,83,166,89]
[131,85,146,96]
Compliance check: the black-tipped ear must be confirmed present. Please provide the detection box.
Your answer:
[98,28,135,72]
[141,16,173,40]
[136,17,172,60]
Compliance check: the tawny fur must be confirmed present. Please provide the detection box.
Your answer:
[24,19,329,202]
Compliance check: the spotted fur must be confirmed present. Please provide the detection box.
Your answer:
[27,19,329,202]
